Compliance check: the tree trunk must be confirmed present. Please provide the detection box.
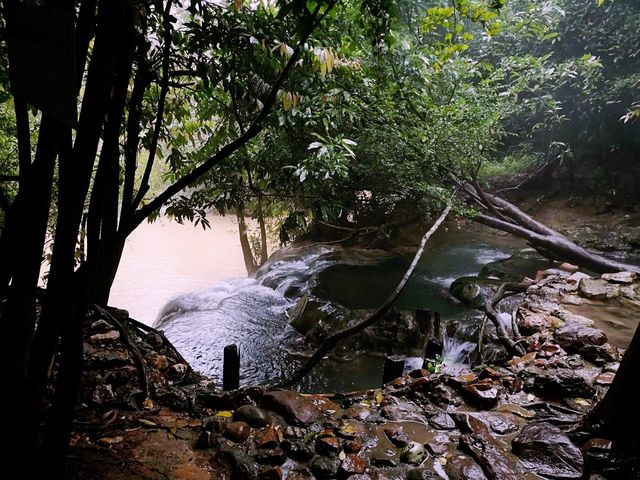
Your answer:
[587,322,640,445]
[237,205,257,276]
[462,183,639,274]
[257,195,269,266]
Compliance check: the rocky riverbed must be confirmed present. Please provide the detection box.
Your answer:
[66,269,640,479]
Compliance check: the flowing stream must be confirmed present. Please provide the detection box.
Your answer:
[111,216,637,392]
[145,223,524,392]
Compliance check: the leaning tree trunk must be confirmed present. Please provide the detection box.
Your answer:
[461,182,639,274]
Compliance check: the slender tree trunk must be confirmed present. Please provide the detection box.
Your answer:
[257,194,269,266]
[278,201,452,388]
[5,116,59,480]
[237,205,257,276]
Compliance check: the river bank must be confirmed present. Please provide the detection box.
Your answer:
[67,267,640,479]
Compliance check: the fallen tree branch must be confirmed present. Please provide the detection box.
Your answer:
[276,201,453,388]
[113,309,196,376]
[484,282,531,357]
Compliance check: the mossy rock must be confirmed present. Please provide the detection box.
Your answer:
[449,276,504,309]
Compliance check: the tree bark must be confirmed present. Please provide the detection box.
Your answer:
[237,205,258,276]
[277,202,452,388]
[257,194,269,266]
[587,322,640,446]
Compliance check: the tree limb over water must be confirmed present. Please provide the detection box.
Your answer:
[461,182,639,274]
[276,201,453,388]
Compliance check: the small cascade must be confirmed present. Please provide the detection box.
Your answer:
[153,235,520,392]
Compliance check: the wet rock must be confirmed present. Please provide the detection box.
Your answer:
[223,421,251,443]
[92,384,115,405]
[580,343,620,365]
[408,376,431,393]
[86,348,130,367]
[458,415,523,480]
[316,436,341,455]
[384,425,411,447]
[400,441,426,465]
[262,390,321,426]
[429,413,456,431]
[234,405,273,428]
[310,454,340,478]
[258,466,282,480]
[284,469,313,480]
[256,425,280,449]
[168,363,188,379]
[283,425,305,438]
[594,372,615,385]
[406,469,439,480]
[344,404,371,421]
[517,311,551,335]
[512,422,584,478]
[501,376,523,394]
[578,278,608,299]
[282,439,314,461]
[89,330,120,344]
[425,442,447,456]
[344,439,362,454]
[146,353,170,370]
[496,403,536,419]
[461,380,499,410]
[445,453,488,480]
[534,368,595,398]
[431,383,462,407]
[474,413,519,435]
[371,456,397,468]
[202,416,226,433]
[601,271,636,283]
[255,447,286,465]
[155,387,190,410]
[219,448,258,480]
[450,276,502,308]
[195,430,217,449]
[554,324,607,353]
[339,454,367,476]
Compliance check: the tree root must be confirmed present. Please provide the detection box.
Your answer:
[483,281,532,357]
[94,305,149,400]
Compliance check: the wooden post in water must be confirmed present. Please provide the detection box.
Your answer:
[415,309,432,336]
[433,311,442,340]
[223,344,240,391]
[424,311,444,360]
[382,355,405,385]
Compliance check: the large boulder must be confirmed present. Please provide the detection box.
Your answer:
[533,368,595,398]
[457,414,524,480]
[512,422,584,478]
[578,278,609,299]
[554,323,607,353]
[450,276,503,309]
